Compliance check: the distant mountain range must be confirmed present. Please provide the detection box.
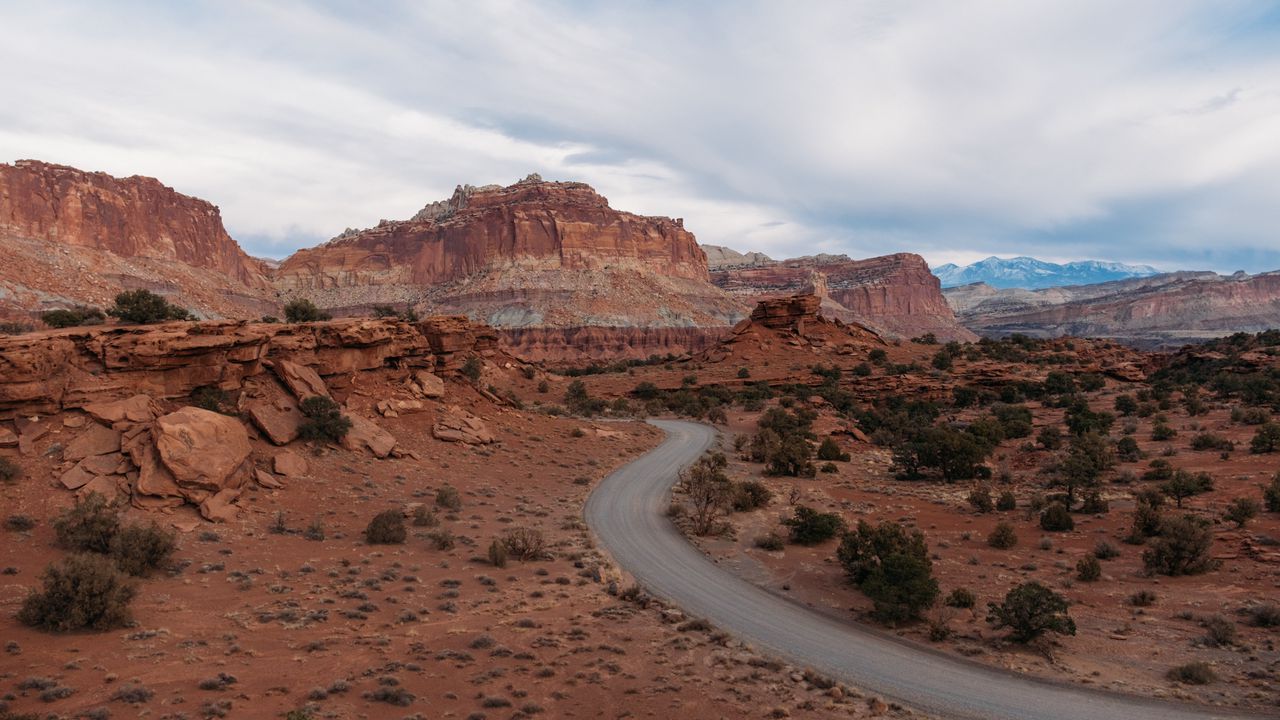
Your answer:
[932,256,1160,289]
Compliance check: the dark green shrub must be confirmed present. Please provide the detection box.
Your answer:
[986,581,1076,643]
[782,506,844,545]
[283,299,329,323]
[837,520,938,623]
[1036,425,1062,450]
[1247,602,1280,628]
[5,514,36,531]
[1039,503,1074,532]
[462,356,484,383]
[1079,490,1108,515]
[730,480,772,512]
[41,306,104,328]
[968,485,994,513]
[1128,589,1157,607]
[192,386,233,415]
[1151,423,1176,441]
[737,367,751,379]
[1115,436,1141,461]
[1093,539,1120,559]
[1166,662,1215,685]
[1114,394,1138,416]
[54,493,120,554]
[996,490,1017,511]
[1159,470,1213,508]
[987,522,1017,549]
[364,510,406,545]
[816,437,850,462]
[945,587,976,609]
[1202,614,1237,647]
[0,456,20,484]
[1076,555,1101,581]
[1223,497,1259,528]
[1250,422,1280,453]
[109,523,176,576]
[1190,432,1232,452]
[18,554,136,632]
[1266,473,1280,512]
[1142,514,1216,576]
[108,289,193,324]
[297,396,351,443]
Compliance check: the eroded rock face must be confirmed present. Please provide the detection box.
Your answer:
[0,159,271,319]
[711,252,975,342]
[274,177,746,360]
[432,406,495,445]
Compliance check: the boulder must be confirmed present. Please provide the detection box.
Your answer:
[60,462,95,490]
[80,452,126,475]
[199,488,241,523]
[134,443,184,500]
[432,406,495,445]
[0,425,15,448]
[413,370,445,398]
[254,467,284,489]
[340,414,396,458]
[82,394,161,425]
[78,474,125,501]
[273,450,308,477]
[274,360,329,400]
[153,407,251,493]
[246,397,303,445]
[64,423,122,460]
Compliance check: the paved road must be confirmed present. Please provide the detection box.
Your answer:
[585,419,1265,720]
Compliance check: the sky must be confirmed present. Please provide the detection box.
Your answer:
[2,1,1280,273]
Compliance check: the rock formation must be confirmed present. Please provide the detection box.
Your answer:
[0,160,272,319]
[274,176,746,360]
[709,251,975,341]
[944,271,1280,347]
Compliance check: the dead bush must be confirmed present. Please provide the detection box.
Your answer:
[501,528,547,560]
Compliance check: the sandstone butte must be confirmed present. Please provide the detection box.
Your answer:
[0,159,273,319]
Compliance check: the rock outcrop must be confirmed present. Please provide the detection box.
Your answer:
[274,176,746,361]
[0,160,272,319]
[709,251,975,342]
[944,271,1280,347]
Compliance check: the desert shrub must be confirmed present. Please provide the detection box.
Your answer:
[1247,602,1280,628]
[1266,472,1280,512]
[1167,662,1215,685]
[501,527,547,560]
[892,424,991,481]
[754,533,785,551]
[18,554,136,632]
[303,519,325,541]
[986,581,1076,643]
[1151,423,1176,441]
[412,506,438,527]
[1076,555,1101,581]
[783,506,844,546]
[109,523,176,576]
[111,682,155,703]
[42,306,104,328]
[837,520,938,623]
[1223,497,1260,528]
[1250,422,1280,453]
[766,434,816,477]
[987,522,1018,549]
[1093,539,1120,560]
[5,514,36,531]
[730,480,772,512]
[426,530,455,550]
[816,437,850,462]
[1125,496,1164,544]
[1142,514,1216,576]
[1079,491,1108,514]
[108,289,192,324]
[1114,394,1138,416]
[488,540,508,568]
[0,320,35,334]
[1231,406,1270,425]
[54,493,120,554]
[1202,614,1237,647]
[364,510,406,545]
[945,587,976,609]
[967,485,994,514]
[191,386,233,415]
[297,396,351,443]
[1128,589,1157,607]
[1115,436,1141,462]
[1142,458,1174,482]
[1039,503,1074,532]
[435,484,462,510]
[1036,425,1062,451]
[0,456,20,484]
[996,490,1017,511]
[283,299,329,323]
[1190,432,1233,452]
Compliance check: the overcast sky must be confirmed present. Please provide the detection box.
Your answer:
[3,1,1279,273]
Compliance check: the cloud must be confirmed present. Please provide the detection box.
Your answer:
[1,0,1278,273]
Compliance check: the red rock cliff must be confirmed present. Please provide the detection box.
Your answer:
[711,252,975,341]
[0,160,267,288]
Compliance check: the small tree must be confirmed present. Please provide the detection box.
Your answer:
[987,581,1076,643]
[108,289,193,324]
[283,299,329,323]
[18,554,136,632]
[767,434,816,477]
[1265,473,1280,513]
[837,520,938,624]
[681,453,732,536]
[783,506,845,545]
[297,396,352,443]
[816,437,850,462]
[1159,470,1213,508]
[1223,497,1260,528]
[365,510,406,544]
[1142,514,1216,576]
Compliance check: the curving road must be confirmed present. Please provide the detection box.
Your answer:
[585,419,1263,720]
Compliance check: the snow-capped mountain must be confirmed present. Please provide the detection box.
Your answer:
[932,256,1160,289]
